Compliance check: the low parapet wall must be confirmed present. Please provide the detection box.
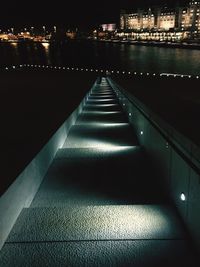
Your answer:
[108,77,200,251]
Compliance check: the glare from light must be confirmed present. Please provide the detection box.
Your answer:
[41,42,49,50]
[140,131,144,135]
[180,193,186,201]
[10,42,18,47]
[76,205,177,240]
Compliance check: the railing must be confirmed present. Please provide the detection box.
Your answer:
[1,64,200,79]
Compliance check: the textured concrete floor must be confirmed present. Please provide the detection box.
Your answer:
[0,77,198,266]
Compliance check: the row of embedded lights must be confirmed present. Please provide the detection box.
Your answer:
[3,64,200,79]
[115,87,187,203]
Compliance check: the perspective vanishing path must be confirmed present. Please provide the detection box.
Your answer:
[0,77,197,267]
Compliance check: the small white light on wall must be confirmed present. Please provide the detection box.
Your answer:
[140,131,144,135]
[129,113,132,117]
[180,193,186,201]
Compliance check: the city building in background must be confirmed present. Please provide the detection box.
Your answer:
[118,1,200,42]
[1,1,200,44]
[101,24,116,32]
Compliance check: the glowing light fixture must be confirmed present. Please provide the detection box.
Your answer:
[140,131,144,135]
[180,193,186,201]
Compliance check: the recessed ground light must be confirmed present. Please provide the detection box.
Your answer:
[180,193,186,201]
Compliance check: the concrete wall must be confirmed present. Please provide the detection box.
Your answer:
[108,77,200,251]
[0,85,92,250]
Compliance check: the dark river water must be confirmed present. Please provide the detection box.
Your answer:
[1,40,200,75]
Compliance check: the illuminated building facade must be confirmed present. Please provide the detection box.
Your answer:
[120,1,200,33]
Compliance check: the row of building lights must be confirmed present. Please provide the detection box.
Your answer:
[2,64,199,79]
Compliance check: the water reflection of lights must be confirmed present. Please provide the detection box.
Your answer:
[10,42,18,48]
[41,42,50,50]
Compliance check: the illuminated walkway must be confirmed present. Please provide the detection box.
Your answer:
[0,77,197,266]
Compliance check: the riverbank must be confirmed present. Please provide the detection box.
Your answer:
[94,39,200,50]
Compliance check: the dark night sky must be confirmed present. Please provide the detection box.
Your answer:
[0,0,189,28]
